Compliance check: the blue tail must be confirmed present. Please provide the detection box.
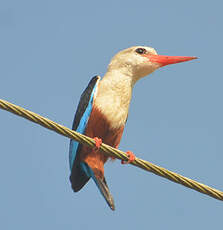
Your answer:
[80,162,115,210]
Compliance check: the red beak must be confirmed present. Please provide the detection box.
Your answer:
[145,54,197,67]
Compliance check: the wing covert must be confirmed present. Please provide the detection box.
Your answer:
[69,76,100,170]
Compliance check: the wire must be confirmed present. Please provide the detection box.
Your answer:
[1,98,223,201]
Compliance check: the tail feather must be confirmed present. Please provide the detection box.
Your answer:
[74,162,115,210]
[92,176,115,211]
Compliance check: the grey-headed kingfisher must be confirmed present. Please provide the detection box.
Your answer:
[69,46,197,210]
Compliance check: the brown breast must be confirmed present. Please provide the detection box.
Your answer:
[80,106,124,178]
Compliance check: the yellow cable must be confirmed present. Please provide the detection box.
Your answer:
[0,98,223,201]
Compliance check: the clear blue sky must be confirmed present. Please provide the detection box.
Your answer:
[1,0,223,229]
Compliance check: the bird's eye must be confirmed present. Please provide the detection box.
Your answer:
[135,48,147,54]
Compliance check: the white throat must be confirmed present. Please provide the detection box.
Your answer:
[94,69,134,129]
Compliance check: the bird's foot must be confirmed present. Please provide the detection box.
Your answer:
[121,151,136,164]
[93,137,102,151]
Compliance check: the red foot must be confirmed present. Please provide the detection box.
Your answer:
[93,137,102,151]
[121,151,136,164]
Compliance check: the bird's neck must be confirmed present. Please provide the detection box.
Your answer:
[94,70,134,129]
[104,69,133,97]
[100,69,134,107]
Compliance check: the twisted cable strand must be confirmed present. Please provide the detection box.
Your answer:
[1,98,223,201]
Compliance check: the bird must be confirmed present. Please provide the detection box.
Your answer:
[69,46,197,210]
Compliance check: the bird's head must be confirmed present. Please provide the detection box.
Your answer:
[107,46,197,83]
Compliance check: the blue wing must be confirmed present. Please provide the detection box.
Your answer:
[69,76,100,192]
[69,75,115,209]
